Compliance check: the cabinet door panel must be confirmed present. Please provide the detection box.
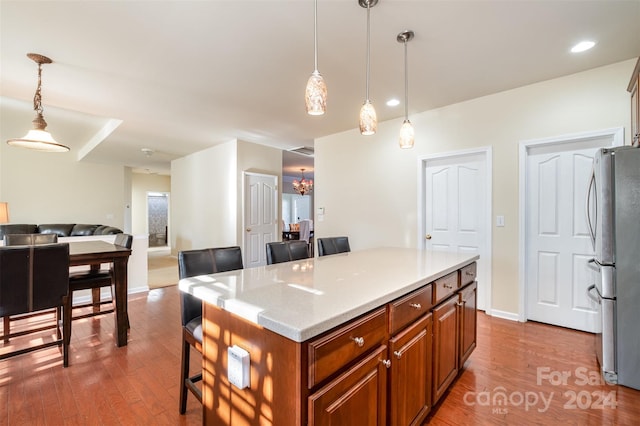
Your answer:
[459,282,477,367]
[389,314,432,426]
[308,345,388,426]
[432,296,458,404]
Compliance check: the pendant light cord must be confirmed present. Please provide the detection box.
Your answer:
[365,2,371,101]
[313,0,318,72]
[404,40,408,120]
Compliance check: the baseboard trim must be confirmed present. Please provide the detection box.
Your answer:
[489,309,520,322]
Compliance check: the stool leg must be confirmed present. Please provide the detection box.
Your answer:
[179,335,190,414]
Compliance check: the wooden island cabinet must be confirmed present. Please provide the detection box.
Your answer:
[179,248,478,425]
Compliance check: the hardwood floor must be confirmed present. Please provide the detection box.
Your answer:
[1,286,639,425]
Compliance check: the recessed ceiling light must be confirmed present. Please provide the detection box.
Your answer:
[386,99,400,107]
[571,41,596,53]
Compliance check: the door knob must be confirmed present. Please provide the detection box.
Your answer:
[425,234,432,240]
[246,228,251,232]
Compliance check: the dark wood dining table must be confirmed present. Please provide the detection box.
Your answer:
[68,240,132,347]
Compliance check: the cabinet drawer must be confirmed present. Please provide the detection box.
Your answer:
[308,307,387,389]
[460,262,477,287]
[388,284,432,335]
[433,272,459,304]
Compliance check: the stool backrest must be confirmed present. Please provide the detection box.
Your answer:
[178,246,243,326]
[317,237,351,256]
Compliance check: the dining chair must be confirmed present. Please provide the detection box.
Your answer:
[266,240,310,265]
[2,233,59,343]
[65,233,133,323]
[317,236,351,256]
[178,246,243,414]
[0,243,71,367]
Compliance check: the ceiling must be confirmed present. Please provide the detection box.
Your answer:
[1,1,639,178]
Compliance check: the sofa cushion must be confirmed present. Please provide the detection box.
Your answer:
[0,224,38,239]
[94,226,123,235]
[70,224,99,236]
[38,224,76,237]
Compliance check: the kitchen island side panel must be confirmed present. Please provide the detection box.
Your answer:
[203,303,306,426]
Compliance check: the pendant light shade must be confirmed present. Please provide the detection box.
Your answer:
[6,53,69,153]
[358,0,378,136]
[399,119,415,149]
[359,100,377,136]
[305,0,327,115]
[397,30,414,149]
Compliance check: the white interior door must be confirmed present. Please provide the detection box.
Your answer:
[423,150,490,312]
[524,136,613,332]
[244,173,277,268]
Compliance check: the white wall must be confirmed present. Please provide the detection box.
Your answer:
[131,172,171,235]
[170,139,282,255]
[171,140,238,253]
[0,140,128,229]
[315,59,636,316]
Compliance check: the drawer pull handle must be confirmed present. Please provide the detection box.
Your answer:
[444,283,453,289]
[409,303,422,310]
[393,350,402,359]
[381,359,391,368]
[466,271,474,276]
[351,336,365,347]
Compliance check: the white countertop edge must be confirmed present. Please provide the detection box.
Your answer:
[179,251,479,343]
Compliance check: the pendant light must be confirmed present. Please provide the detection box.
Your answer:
[358,0,378,136]
[305,0,327,115]
[397,30,415,149]
[6,53,69,153]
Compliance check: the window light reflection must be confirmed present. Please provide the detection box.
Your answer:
[287,283,324,295]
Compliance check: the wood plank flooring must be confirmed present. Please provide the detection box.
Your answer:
[1,286,639,425]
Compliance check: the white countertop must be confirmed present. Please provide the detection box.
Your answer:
[179,247,478,342]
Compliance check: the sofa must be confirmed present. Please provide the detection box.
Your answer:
[0,223,123,240]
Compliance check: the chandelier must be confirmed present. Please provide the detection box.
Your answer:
[292,169,313,196]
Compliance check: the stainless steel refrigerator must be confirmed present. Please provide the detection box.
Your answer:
[586,145,640,389]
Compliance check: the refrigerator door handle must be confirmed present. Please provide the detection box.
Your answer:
[587,258,600,272]
[586,167,597,250]
[587,284,600,304]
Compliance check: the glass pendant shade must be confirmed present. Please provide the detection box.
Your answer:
[305,70,327,115]
[359,100,377,136]
[399,119,415,149]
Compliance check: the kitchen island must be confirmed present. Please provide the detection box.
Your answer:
[179,247,479,425]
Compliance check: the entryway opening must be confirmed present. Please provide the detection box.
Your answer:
[147,192,169,248]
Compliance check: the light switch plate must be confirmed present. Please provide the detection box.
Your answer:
[227,345,250,389]
[496,215,505,227]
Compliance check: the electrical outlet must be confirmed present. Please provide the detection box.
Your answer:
[227,345,250,389]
